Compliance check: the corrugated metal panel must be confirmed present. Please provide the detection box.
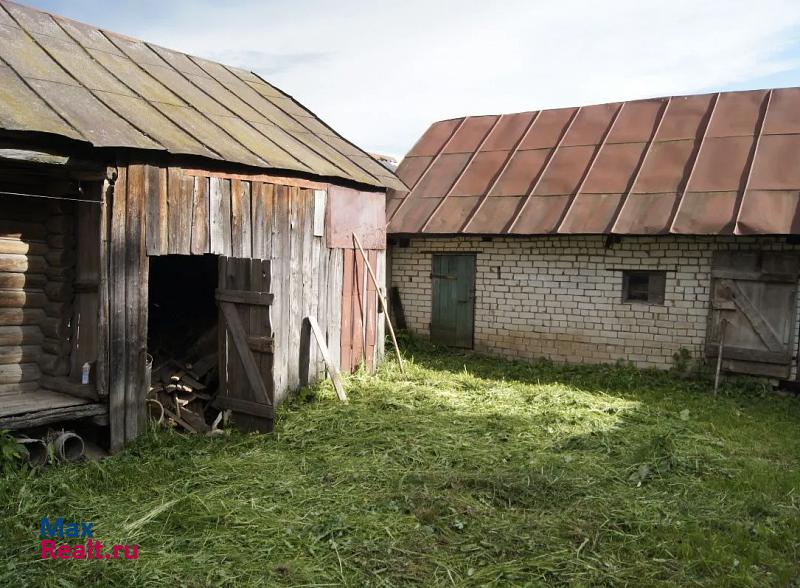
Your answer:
[0,0,401,190]
[388,86,800,236]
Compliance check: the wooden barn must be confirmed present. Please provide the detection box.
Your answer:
[387,88,800,381]
[0,0,404,449]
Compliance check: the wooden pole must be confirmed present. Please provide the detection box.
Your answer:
[306,316,347,402]
[714,318,727,396]
[352,234,406,374]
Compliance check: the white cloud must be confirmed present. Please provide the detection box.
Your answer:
[101,0,800,156]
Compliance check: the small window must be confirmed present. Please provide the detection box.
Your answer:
[622,271,666,304]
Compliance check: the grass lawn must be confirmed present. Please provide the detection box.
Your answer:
[2,339,800,587]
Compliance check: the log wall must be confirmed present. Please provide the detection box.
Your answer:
[0,197,77,396]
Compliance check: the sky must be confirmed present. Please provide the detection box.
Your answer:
[21,0,800,158]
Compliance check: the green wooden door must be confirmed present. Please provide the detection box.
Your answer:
[431,254,475,348]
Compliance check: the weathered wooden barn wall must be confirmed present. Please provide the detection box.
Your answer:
[112,163,386,435]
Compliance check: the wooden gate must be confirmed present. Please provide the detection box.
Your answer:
[431,254,475,348]
[215,257,275,432]
[707,252,800,378]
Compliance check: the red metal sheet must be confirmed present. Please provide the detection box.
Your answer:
[510,195,571,234]
[388,195,440,234]
[490,149,550,196]
[466,195,523,233]
[385,196,404,220]
[687,136,753,192]
[612,192,680,234]
[736,190,800,234]
[562,103,620,146]
[443,116,499,153]
[450,150,509,196]
[559,193,624,233]
[533,145,595,195]
[671,191,738,234]
[633,140,696,193]
[407,118,462,156]
[395,156,433,188]
[518,108,577,149]
[763,87,800,135]
[707,90,766,137]
[481,111,536,151]
[581,142,647,194]
[390,88,800,237]
[656,94,713,140]
[325,186,386,249]
[607,99,664,143]
[410,153,471,199]
[425,196,481,233]
[748,134,800,190]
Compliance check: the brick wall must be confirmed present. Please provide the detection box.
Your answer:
[389,235,800,372]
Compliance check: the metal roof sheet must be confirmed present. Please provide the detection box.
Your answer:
[388,87,800,235]
[0,0,403,191]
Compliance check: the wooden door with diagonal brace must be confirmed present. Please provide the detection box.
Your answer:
[707,252,799,378]
[215,257,275,431]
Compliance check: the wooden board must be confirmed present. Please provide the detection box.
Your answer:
[707,252,799,379]
[216,257,274,432]
[190,175,210,255]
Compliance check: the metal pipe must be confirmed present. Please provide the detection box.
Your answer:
[14,436,48,466]
[53,431,85,462]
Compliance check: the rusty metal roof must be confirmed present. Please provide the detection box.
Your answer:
[388,88,800,235]
[0,0,403,191]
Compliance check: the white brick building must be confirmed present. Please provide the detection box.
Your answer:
[390,235,800,373]
[385,89,800,378]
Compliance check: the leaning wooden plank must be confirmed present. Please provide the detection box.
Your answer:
[353,233,405,373]
[219,301,274,411]
[109,166,127,452]
[306,315,347,402]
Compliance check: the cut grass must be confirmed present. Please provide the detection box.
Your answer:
[1,339,800,586]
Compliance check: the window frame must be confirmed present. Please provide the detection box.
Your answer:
[621,270,666,305]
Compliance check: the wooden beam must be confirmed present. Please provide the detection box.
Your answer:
[0,403,106,430]
[306,315,347,402]
[353,233,406,374]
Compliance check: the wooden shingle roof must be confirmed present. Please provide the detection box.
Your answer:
[0,0,404,191]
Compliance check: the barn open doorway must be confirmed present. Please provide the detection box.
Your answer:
[147,255,220,422]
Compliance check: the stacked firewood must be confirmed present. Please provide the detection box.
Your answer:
[147,351,222,435]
